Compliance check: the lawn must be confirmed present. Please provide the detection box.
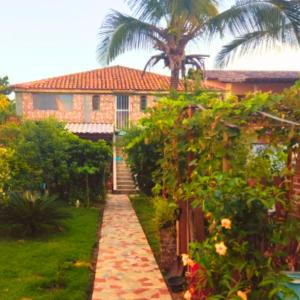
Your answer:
[0,207,101,300]
[130,194,160,259]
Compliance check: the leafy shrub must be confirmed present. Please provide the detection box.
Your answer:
[186,173,299,299]
[0,192,69,236]
[67,136,112,204]
[1,119,112,204]
[153,197,177,229]
[125,85,300,299]
[122,126,161,195]
[0,147,14,203]
[0,76,15,125]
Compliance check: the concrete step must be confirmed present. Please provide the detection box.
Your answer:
[117,171,131,176]
[117,173,132,177]
[117,171,133,175]
[117,168,131,175]
[116,163,130,167]
[117,177,133,181]
[113,190,137,194]
[117,167,130,173]
[117,180,135,185]
[117,185,136,190]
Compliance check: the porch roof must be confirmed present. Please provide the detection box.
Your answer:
[66,123,114,134]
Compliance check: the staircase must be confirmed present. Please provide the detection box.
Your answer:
[115,147,136,194]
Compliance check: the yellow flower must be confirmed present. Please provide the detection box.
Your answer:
[215,241,227,256]
[221,218,232,229]
[182,253,196,267]
[237,290,248,300]
[182,254,190,266]
[183,290,192,300]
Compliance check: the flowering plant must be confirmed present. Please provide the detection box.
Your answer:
[184,174,299,299]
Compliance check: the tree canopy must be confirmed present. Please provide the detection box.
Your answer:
[98,0,300,88]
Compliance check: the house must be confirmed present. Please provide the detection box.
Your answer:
[12,66,186,193]
[11,65,299,192]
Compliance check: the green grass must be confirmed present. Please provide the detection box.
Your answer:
[0,207,101,300]
[130,194,160,258]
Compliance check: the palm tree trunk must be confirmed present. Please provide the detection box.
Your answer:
[170,68,180,90]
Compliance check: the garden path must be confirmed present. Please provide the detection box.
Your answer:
[92,194,172,300]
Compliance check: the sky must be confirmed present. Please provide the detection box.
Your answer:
[1,0,300,85]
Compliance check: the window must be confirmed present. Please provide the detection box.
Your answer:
[92,95,100,111]
[32,94,73,111]
[140,95,147,111]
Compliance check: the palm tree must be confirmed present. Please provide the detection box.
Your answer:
[98,0,300,89]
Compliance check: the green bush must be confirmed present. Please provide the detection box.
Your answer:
[1,119,112,204]
[188,173,298,299]
[67,136,112,204]
[0,147,13,203]
[123,85,300,298]
[153,197,177,229]
[122,126,161,195]
[0,192,69,236]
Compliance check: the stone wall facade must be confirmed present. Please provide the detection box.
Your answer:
[18,92,157,125]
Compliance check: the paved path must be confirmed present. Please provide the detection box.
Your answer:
[92,194,172,300]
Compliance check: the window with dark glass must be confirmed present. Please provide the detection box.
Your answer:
[140,95,147,111]
[92,95,100,111]
[32,93,73,111]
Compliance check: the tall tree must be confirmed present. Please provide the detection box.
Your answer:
[0,76,15,124]
[98,0,300,89]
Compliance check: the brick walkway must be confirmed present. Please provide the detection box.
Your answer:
[92,194,172,300]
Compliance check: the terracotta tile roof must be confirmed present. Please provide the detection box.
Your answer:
[66,123,114,134]
[206,70,300,83]
[11,65,184,92]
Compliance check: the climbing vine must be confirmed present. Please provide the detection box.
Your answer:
[124,82,300,299]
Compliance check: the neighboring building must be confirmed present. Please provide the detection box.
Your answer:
[11,66,299,192]
[205,70,299,96]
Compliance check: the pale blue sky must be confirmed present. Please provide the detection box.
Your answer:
[1,0,300,85]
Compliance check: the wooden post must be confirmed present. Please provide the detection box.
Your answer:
[184,107,206,251]
[223,131,230,172]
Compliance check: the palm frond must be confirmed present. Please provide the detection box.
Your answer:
[143,53,167,74]
[204,0,300,40]
[98,10,163,64]
[125,0,169,24]
[215,30,278,68]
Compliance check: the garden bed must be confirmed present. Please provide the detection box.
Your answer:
[0,206,101,300]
